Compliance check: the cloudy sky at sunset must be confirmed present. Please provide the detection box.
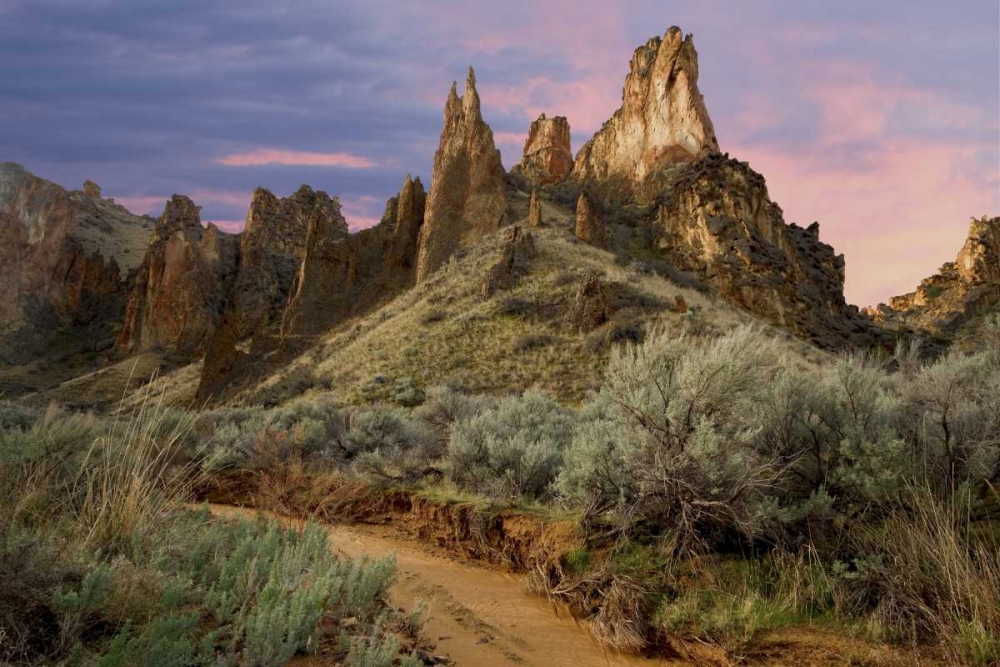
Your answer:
[1,0,997,306]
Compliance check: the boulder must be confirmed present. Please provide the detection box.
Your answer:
[575,193,610,249]
[513,114,573,185]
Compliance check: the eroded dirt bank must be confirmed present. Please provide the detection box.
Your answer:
[208,504,675,667]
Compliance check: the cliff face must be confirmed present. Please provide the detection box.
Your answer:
[199,176,427,400]
[513,114,573,185]
[654,154,881,348]
[0,162,153,363]
[415,67,507,282]
[870,216,1000,336]
[573,27,719,205]
[117,196,238,354]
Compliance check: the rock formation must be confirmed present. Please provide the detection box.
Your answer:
[653,154,880,348]
[513,114,573,185]
[575,193,610,249]
[415,67,507,282]
[574,27,719,205]
[870,216,1000,336]
[528,190,543,228]
[117,196,238,354]
[383,175,427,270]
[229,185,343,342]
[570,274,613,331]
[481,226,536,299]
[0,162,153,364]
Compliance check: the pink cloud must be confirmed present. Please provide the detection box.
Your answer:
[726,61,998,307]
[339,194,383,232]
[110,189,252,216]
[217,149,375,168]
[206,219,245,233]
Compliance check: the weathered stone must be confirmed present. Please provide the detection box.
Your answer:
[482,226,536,299]
[415,67,507,281]
[528,189,543,228]
[575,193,609,249]
[873,216,1000,337]
[570,274,613,330]
[513,114,573,185]
[653,154,882,349]
[0,162,152,364]
[384,175,427,270]
[82,180,102,199]
[118,196,238,354]
[574,27,719,205]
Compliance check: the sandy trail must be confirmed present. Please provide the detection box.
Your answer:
[208,504,681,667]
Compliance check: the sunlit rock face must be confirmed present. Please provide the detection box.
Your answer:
[573,27,719,206]
[870,216,1000,337]
[513,114,573,186]
[653,154,885,348]
[0,162,153,363]
[415,67,507,282]
[117,196,238,354]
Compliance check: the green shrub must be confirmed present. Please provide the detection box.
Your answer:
[448,390,574,499]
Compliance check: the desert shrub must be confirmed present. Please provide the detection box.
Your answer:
[897,350,1000,496]
[513,333,557,353]
[448,390,574,499]
[413,385,495,455]
[344,405,436,482]
[392,377,426,407]
[0,401,40,431]
[558,325,783,554]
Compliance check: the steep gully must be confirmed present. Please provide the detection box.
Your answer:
[207,505,675,667]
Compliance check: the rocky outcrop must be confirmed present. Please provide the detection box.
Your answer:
[228,185,343,342]
[481,226,536,299]
[570,275,613,331]
[415,67,507,282]
[117,196,238,354]
[383,175,427,270]
[870,216,1000,336]
[654,154,881,348]
[575,193,610,249]
[513,114,573,185]
[528,190,543,228]
[0,162,153,363]
[574,27,719,205]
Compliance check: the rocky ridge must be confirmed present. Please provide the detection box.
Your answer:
[868,216,1000,338]
[0,162,153,364]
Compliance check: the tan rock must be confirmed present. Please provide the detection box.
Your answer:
[0,162,151,364]
[82,180,102,199]
[570,274,612,330]
[575,193,609,249]
[528,189,543,228]
[117,196,238,354]
[574,27,719,204]
[384,174,427,270]
[482,226,536,299]
[876,215,999,337]
[654,154,882,348]
[415,67,507,281]
[513,114,572,185]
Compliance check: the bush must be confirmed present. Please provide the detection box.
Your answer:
[448,390,574,499]
[559,325,783,554]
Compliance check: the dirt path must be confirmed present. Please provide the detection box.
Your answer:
[208,504,682,667]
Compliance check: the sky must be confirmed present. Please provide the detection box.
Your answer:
[0,0,997,307]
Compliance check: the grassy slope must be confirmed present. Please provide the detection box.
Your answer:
[244,192,832,408]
